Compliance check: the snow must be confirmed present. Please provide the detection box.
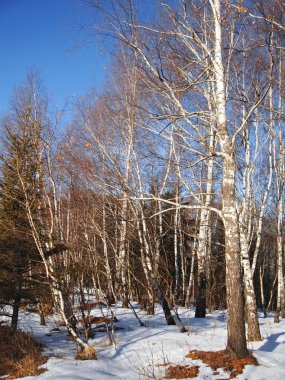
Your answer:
[6,305,285,379]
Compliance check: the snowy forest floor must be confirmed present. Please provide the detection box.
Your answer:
[2,304,285,380]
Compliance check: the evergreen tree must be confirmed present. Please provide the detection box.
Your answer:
[0,72,46,330]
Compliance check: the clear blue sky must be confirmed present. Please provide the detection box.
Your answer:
[0,0,110,118]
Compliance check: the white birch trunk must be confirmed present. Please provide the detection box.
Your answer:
[239,112,262,341]
[174,184,180,303]
[274,52,285,322]
[275,198,284,322]
[117,194,129,307]
[195,129,214,317]
[210,0,248,357]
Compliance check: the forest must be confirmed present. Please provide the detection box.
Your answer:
[0,0,284,378]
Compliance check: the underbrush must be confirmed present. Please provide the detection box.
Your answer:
[186,349,258,379]
[164,349,258,379]
[75,346,97,360]
[165,365,199,379]
[0,324,47,379]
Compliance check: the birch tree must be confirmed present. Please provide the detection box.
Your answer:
[86,0,253,358]
[0,73,97,355]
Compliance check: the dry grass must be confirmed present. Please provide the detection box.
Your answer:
[0,325,47,379]
[75,346,97,360]
[57,320,67,327]
[37,303,54,316]
[20,303,54,316]
[76,301,107,311]
[96,336,113,348]
[186,349,258,379]
[165,365,199,379]
[80,315,112,325]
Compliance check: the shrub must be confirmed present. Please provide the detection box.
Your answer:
[75,345,97,360]
[0,325,47,379]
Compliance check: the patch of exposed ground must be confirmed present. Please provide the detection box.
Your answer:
[186,349,258,379]
[165,364,199,379]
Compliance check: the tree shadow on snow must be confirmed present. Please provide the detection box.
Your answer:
[110,328,167,359]
[258,332,285,352]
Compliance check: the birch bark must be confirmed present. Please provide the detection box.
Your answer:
[210,0,248,357]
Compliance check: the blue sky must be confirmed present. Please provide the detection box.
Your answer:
[0,0,111,118]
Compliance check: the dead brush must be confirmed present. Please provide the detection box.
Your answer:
[75,345,97,360]
[186,349,258,379]
[76,301,107,311]
[0,325,47,379]
[80,315,113,325]
[37,303,54,316]
[96,335,119,348]
[4,356,47,379]
[165,365,199,379]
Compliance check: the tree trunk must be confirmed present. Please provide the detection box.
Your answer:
[238,101,261,341]
[223,155,248,358]
[117,196,129,308]
[211,0,248,358]
[195,271,207,318]
[138,205,176,324]
[11,294,21,332]
[185,234,197,307]
[154,277,176,325]
[274,212,284,323]
[274,59,285,321]
[259,266,267,318]
[40,312,46,326]
[195,125,214,318]
[242,241,262,341]
[174,186,180,303]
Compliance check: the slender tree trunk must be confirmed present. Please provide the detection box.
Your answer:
[24,191,91,351]
[274,197,285,322]
[241,237,262,340]
[11,294,21,332]
[185,250,195,307]
[118,196,129,308]
[274,52,285,322]
[180,219,186,304]
[195,151,214,317]
[140,204,176,325]
[195,271,207,318]
[195,207,208,318]
[40,309,46,326]
[238,101,261,341]
[174,184,180,303]
[102,190,116,304]
[259,266,267,318]
[136,211,155,314]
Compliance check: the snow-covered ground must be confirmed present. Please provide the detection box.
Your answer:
[8,305,285,379]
